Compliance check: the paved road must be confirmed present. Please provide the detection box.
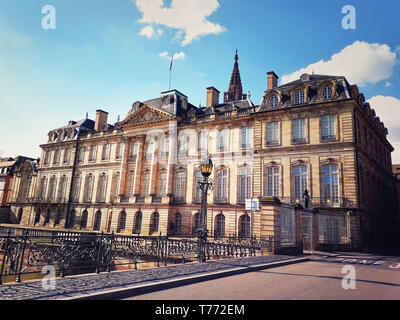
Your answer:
[125,259,400,300]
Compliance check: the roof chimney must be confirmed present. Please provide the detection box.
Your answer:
[206,87,220,107]
[267,71,279,90]
[95,109,109,131]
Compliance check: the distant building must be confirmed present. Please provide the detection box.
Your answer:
[7,52,399,250]
[0,156,36,222]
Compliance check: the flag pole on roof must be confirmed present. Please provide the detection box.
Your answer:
[169,53,174,91]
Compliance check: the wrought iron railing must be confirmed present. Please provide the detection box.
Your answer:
[279,196,348,208]
[0,230,273,284]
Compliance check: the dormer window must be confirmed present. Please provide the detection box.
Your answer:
[322,86,333,100]
[294,90,305,104]
[269,96,279,108]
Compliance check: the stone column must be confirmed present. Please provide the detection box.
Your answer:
[149,136,159,197]
[118,137,130,196]
[133,135,146,197]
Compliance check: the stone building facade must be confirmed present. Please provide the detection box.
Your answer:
[8,53,399,250]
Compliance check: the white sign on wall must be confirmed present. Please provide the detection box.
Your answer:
[245,199,259,211]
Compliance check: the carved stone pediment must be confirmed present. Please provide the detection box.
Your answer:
[120,105,176,127]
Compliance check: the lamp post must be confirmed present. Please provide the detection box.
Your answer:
[197,154,213,262]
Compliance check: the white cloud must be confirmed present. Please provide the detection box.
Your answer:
[158,51,186,60]
[385,81,393,88]
[367,95,400,163]
[135,0,226,46]
[139,25,155,39]
[282,41,397,86]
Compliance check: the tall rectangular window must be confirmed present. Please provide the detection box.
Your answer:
[267,122,279,145]
[102,144,111,161]
[130,141,139,160]
[293,119,306,143]
[63,148,71,164]
[216,170,228,202]
[142,174,150,197]
[116,143,124,160]
[77,147,85,163]
[219,129,229,151]
[293,166,308,199]
[323,164,339,205]
[239,169,251,202]
[72,175,81,202]
[158,173,167,197]
[89,145,97,162]
[241,127,252,149]
[178,135,188,157]
[145,142,154,160]
[265,167,280,197]
[198,131,208,153]
[321,115,336,140]
[174,172,186,201]
[53,150,60,165]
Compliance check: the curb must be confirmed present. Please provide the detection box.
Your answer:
[64,256,309,300]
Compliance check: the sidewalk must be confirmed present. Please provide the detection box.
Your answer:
[0,255,308,300]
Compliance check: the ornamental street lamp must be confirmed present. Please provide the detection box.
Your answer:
[197,153,214,262]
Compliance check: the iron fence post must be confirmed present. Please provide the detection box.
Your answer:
[95,232,103,274]
[108,231,114,272]
[16,230,28,283]
[0,230,11,285]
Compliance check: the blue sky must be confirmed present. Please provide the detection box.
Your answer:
[1,0,400,160]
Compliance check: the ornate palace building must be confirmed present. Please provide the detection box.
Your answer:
[8,52,399,250]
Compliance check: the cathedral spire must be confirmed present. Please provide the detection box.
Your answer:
[224,50,246,103]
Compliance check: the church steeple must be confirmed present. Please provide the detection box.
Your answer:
[224,50,247,103]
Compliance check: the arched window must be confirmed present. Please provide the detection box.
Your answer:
[68,210,76,228]
[192,213,200,235]
[215,214,225,237]
[118,211,127,232]
[34,209,41,225]
[93,210,102,231]
[80,210,88,229]
[54,209,62,226]
[97,173,108,202]
[174,171,186,203]
[174,212,182,235]
[269,95,279,108]
[150,212,159,234]
[322,86,333,100]
[134,211,142,234]
[44,209,51,226]
[239,215,251,238]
